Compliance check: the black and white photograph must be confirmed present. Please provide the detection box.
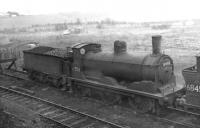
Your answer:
[0,0,199,127]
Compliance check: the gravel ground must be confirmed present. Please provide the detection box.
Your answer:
[0,98,56,128]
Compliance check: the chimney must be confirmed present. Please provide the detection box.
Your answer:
[152,35,161,55]
[196,56,200,72]
[114,40,127,54]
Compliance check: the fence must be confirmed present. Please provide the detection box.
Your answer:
[0,48,22,60]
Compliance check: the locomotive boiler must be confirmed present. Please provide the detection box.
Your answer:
[71,35,175,94]
[81,36,174,85]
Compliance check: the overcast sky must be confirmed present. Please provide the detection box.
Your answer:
[1,0,200,22]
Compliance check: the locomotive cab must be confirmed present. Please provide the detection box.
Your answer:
[71,42,102,78]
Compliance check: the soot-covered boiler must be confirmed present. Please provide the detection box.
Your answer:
[72,35,174,85]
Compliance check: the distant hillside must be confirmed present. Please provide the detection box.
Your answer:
[0,12,107,29]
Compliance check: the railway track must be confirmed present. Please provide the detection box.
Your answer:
[157,117,199,128]
[1,69,200,128]
[132,106,200,128]
[161,107,200,128]
[156,113,200,128]
[0,86,125,128]
[167,106,200,117]
[2,69,28,80]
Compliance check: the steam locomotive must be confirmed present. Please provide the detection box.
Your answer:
[23,35,185,113]
[182,55,200,110]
